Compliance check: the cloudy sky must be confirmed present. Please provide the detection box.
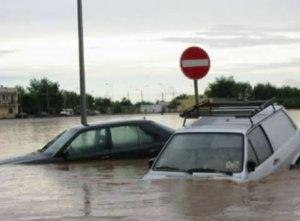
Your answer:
[1,0,300,101]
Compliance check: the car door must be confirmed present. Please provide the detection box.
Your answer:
[246,125,275,180]
[135,126,165,157]
[63,127,111,161]
[108,124,166,158]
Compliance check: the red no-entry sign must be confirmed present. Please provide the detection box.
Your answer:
[179,46,210,116]
[180,46,210,80]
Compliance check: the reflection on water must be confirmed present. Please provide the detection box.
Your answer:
[0,113,299,220]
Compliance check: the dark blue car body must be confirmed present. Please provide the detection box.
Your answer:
[0,120,174,164]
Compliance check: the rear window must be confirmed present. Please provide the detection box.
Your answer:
[110,126,139,149]
[261,111,296,150]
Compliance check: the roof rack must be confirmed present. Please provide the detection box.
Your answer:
[180,97,276,125]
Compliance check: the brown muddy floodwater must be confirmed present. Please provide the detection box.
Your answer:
[0,112,300,221]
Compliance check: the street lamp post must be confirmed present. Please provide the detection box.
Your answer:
[77,0,87,125]
[105,83,114,101]
[135,88,144,102]
[158,83,165,101]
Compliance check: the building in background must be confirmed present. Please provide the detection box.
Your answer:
[140,101,170,113]
[0,86,18,119]
[177,95,239,112]
[178,95,207,111]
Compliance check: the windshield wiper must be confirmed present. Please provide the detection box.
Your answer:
[154,166,189,173]
[187,168,233,176]
[154,166,233,176]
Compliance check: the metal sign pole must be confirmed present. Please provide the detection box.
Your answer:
[194,79,199,117]
[77,0,87,125]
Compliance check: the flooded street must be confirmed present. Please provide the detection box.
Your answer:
[0,112,300,220]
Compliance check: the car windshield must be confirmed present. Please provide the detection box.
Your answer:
[42,129,77,156]
[154,133,244,174]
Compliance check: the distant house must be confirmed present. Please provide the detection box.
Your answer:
[140,101,170,113]
[122,105,138,114]
[0,86,18,119]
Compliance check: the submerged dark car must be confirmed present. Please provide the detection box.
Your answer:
[1,120,174,164]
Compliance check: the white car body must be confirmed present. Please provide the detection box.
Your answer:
[60,108,74,116]
[144,105,300,182]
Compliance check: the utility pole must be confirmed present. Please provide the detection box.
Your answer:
[77,0,87,125]
[194,80,199,116]
[46,85,49,113]
[19,90,23,118]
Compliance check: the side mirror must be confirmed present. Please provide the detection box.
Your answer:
[149,158,155,169]
[247,160,257,172]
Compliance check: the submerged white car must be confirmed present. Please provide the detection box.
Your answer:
[144,99,300,182]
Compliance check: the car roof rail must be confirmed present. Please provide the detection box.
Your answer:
[180,97,276,126]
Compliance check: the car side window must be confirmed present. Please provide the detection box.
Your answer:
[247,140,259,165]
[136,127,156,144]
[67,128,107,156]
[248,126,273,164]
[111,126,139,149]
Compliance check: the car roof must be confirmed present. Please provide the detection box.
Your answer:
[69,119,155,131]
[177,105,283,135]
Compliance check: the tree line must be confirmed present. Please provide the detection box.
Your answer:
[17,78,153,116]
[204,76,300,108]
[17,76,300,116]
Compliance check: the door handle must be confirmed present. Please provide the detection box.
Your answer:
[273,158,280,165]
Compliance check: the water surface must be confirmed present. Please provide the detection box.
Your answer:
[0,112,299,220]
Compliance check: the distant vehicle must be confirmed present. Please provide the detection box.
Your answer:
[60,108,74,116]
[15,112,28,119]
[144,99,300,182]
[87,109,100,116]
[0,120,174,164]
[38,112,48,117]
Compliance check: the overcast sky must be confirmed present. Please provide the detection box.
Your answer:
[1,0,300,101]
